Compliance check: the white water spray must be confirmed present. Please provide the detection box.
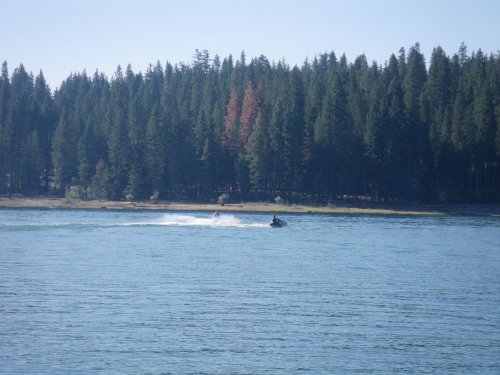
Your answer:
[2,213,269,229]
[148,213,267,228]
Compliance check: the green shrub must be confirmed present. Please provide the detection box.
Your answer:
[218,193,230,206]
[150,190,159,203]
[66,185,83,200]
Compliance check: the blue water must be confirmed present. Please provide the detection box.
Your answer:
[0,208,499,374]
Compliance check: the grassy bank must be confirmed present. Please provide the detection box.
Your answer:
[2,197,498,216]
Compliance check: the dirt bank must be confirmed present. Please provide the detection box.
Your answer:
[3,197,497,216]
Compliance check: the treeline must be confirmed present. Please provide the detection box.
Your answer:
[0,44,499,203]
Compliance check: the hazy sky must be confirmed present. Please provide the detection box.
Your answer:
[2,0,499,90]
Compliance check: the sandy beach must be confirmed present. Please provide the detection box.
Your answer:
[1,196,498,216]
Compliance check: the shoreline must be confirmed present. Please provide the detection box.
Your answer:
[1,197,499,216]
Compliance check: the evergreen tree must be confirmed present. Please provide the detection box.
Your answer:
[52,113,77,193]
[248,109,270,194]
[0,62,10,192]
[145,104,168,196]
[33,71,56,191]
[402,43,430,200]
[90,159,110,200]
[314,71,351,198]
[0,46,498,203]
[126,96,147,198]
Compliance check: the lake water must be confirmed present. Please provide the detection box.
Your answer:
[0,208,499,374]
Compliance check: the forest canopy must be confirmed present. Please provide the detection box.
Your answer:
[0,44,499,203]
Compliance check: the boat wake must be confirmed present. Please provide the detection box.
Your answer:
[0,214,268,230]
[143,214,267,228]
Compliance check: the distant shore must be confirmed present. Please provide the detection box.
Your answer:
[1,197,499,216]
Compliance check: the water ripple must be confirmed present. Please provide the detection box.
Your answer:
[0,209,499,374]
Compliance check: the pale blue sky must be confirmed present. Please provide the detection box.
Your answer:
[2,0,499,90]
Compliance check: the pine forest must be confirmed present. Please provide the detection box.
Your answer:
[0,44,499,204]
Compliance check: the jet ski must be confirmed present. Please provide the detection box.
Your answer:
[270,215,287,228]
